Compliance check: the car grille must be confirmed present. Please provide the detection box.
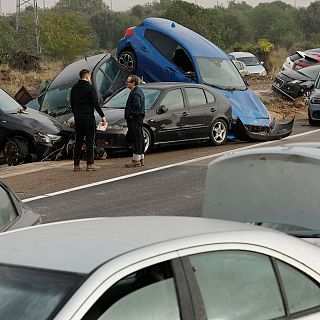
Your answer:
[312,110,320,120]
[273,77,284,88]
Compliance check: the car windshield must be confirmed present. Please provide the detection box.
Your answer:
[254,222,320,237]
[0,264,83,320]
[298,67,320,80]
[104,87,161,110]
[196,57,246,90]
[0,89,23,113]
[236,56,260,66]
[40,84,73,116]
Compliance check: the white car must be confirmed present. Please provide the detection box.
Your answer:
[233,60,250,77]
[229,51,267,76]
[281,51,306,72]
[1,216,320,319]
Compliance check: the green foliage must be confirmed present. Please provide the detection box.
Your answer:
[54,0,108,15]
[258,39,274,53]
[40,10,94,63]
[0,18,22,63]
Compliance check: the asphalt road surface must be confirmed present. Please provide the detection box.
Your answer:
[2,119,320,223]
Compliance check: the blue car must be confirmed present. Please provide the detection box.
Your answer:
[308,73,320,125]
[117,18,293,141]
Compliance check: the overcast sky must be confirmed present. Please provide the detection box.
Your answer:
[0,0,315,14]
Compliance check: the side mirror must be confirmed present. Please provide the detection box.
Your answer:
[158,105,169,114]
[185,71,197,80]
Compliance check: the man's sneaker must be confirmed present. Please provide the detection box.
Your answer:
[140,159,144,166]
[125,160,142,168]
[74,165,82,172]
[86,164,101,171]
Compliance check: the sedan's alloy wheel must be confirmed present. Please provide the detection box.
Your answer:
[210,119,227,145]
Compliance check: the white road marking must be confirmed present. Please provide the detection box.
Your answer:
[22,129,320,203]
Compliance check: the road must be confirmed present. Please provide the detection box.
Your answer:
[1,119,320,223]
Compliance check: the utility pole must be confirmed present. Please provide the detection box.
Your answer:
[0,0,2,16]
[16,0,41,53]
[110,0,113,11]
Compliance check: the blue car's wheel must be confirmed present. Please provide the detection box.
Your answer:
[118,51,136,73]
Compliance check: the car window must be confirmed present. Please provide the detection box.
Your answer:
[104,88,160,110]
[185,88,207,107]
[189,250,285,320]
[0,89,23,113]
[290,52,303,62]
[0,264,83,320]
[160,89,184,111]
[172,46,194,73]
[237,56,260,66]
[277,259,320,314]
[82,262,180,320]
[298,66,320,79]
[144,29,177,60]
[95,59,120,97]
[40,84,73,116]
[204,90,215,104]
[0,185,19,230]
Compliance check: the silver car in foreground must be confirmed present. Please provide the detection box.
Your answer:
[1,216,320,319]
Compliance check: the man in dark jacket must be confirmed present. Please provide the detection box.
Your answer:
[70,69,107,171]
[124,75,145,168]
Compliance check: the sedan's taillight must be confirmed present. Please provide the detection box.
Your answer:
[124,28,134,37]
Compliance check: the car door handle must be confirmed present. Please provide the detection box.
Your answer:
[165,67,175,74]
[142,46,147,52]
[210,108,216,112]
[1,120,6,123]
[182,112,188,116]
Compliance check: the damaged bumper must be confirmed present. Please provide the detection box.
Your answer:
[232,117,294,141]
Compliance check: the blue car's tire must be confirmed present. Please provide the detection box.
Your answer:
[118,50,136,73]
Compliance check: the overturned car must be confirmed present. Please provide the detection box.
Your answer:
[0,88,73,166]
[116,18,293,141]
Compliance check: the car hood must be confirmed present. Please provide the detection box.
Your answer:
[100,108,126,125]
[246,65,265,74]
[216,88,270,126]
[202,145,320,237]
[8,108,66,134]
[277,69,311,82]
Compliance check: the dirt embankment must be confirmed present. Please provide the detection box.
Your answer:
[246,75,307,121]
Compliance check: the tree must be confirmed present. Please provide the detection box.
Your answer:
[40,10,94,63]
[54,0,108,16]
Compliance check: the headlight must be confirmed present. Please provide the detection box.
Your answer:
[311,97,320,104]
[105,124,125,130]
[37,133,62,143]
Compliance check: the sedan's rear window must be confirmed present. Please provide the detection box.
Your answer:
[0,264,84,320]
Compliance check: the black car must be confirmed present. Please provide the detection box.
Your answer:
[81,82,232,154]
[0,179,41,231]
[272,64,320,100]
[38,53,129,124]
[0,89,73,165]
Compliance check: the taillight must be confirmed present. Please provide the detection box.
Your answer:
[124,28,134,37]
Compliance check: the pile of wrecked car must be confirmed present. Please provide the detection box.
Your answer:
[1,18,294,166]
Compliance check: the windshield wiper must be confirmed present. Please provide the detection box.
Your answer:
[203,82,227,90]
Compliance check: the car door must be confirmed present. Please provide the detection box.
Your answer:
[92,56,129,101]
[179,244,320,320]
[144,29,195,83]
[183,87,218,139]
[152,88,188,143]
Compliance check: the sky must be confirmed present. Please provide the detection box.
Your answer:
[0,0,315,14]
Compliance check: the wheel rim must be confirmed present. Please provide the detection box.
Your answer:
[212,121,227,143]
[4,141,20,166]
[118,53,134,71]
[143,129,150,153]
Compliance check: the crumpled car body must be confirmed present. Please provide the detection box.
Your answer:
[272,64,320,100]
[0,88,73,166]
[39,53,129,118]
[116,17,293,141]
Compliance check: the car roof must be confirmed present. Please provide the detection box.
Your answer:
[229,51,256,58]
[143,18,227,58]
[0,216,304,274]
[139,82,214,90]
[48,53,109,90]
